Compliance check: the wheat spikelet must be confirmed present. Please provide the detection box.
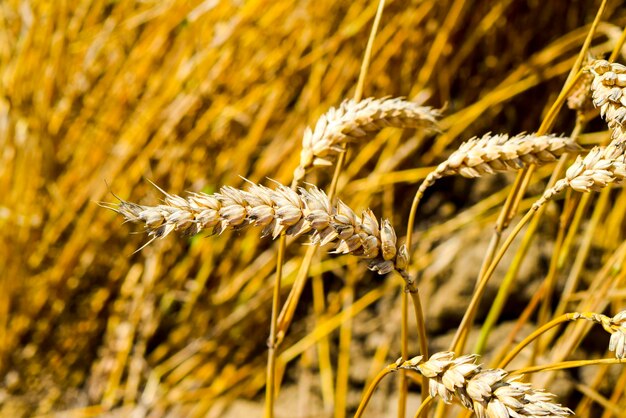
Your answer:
[292,97,440,185]
[567,72,595,120]
[415,133,581,202]
[567,71,594,114]
[106,181,409,278]
[572,310,626,359]
[533,144,626,210]
[589,59,626,145]
[567,56,596,119]
[598,310,626,359]
[399,352,572,417]
[555,311,626,359]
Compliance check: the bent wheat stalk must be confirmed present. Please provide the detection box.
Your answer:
[499,310,626,369]
[106,181,409,278]
[292,97,441,186]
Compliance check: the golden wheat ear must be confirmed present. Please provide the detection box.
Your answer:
[533,143,626,210]
[111,180,409,277]
[292,97,441,185]
[399,352,573,417]
[570,311,626,360]
[589,59,626,145]
[410,133,581,214]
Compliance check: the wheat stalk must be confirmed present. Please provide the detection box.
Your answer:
[106,181,409,278]
[398,352,572,418]
[589,59,626,145]
[412,133,581,206]
[292,97,441,185]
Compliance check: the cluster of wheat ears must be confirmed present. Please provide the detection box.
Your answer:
[96,0,626,418]
[105,54,626,417]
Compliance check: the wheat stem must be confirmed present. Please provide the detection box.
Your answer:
[500,314,573,369]
[409,286,430,407]
[500,310,626,370]
[510,358,625,377]
[354,361,400,418]
[275,248,316,343]
[400,280,410,415]
[463,57,593,358]
[264,232,285,418]
[414,395,434,418]
[535,193,580,353]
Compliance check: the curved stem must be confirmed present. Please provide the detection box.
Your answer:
[510,357,623,376]
[400,286,409,415]
[402,188,428,404]
[408,282,429,403]
[354,362,399,418]
[498,313,574,369]
[405,191,425,254]
[414,395,434,418]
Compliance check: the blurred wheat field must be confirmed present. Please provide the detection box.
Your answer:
[3,0,626,417]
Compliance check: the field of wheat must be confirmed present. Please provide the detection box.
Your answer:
[3,1,626,417]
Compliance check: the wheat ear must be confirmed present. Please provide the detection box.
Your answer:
[567,311,626,359]
[533,144,626,210]
[589,59,626,145]
[292,97,440,185]
[399,352,572,418]
[107,181,409,278]
[412,133,581,209]
[567,55,596,118]
[607,310,626,359]
[561,311,626,360]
